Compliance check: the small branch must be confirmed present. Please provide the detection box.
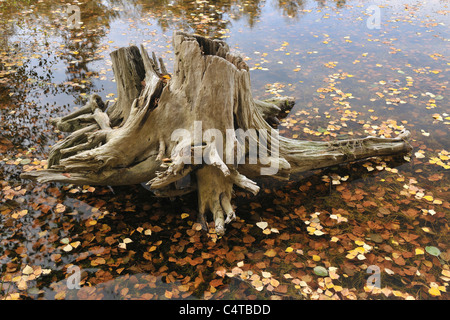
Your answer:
[230,168,260,195]
[93,108,111,130]
[50,94,106,132]
[152,51,160,74]
[156,139,166,162]
[158,57,168,75]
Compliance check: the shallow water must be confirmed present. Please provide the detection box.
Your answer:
[0,0,449,300]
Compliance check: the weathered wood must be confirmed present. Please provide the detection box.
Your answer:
[21,31,412,236]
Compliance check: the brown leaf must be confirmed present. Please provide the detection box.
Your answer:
[274,284,288,293]
[210,278,223,288]
[243,235,255,244]
[393,255,406,266]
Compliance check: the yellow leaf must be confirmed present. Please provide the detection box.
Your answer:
[55,291,66,300]
[22,265,34,275]
[422,227,432,233]
[306,226,316,234]
[355,247,365,254]
[18,209,28,217]
[312,255,321,261]
[264,249,277,257]
[346,253,356,259]
[428,287,441,296]
[178,285,190,292]
[70,241,81,248]
[285,247,294,253]
[5,293,20,300]
[423,195,434,202]
[415,248,424,255]
[392,290,404,297]
[270,278,280,287]
[181,213,189,219]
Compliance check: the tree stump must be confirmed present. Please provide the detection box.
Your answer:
[21,31,412,235]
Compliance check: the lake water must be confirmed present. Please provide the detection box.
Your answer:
[0,0,448,300]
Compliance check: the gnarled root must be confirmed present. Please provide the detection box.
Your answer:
[196,166,235,236]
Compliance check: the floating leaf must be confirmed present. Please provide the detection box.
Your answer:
[415,248,424,255]
[428,287,440,296]
[22,265,34,275]
[70,241,81,248]
[181,213,189,219]
[313,266,328,277]
[256,221,268,230]
[425,246,441,257]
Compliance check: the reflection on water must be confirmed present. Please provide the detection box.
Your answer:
[0,0,449,300]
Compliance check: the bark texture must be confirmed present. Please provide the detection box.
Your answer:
[21,31,412,235]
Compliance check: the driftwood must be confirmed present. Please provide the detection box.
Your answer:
[21,31,412,235]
